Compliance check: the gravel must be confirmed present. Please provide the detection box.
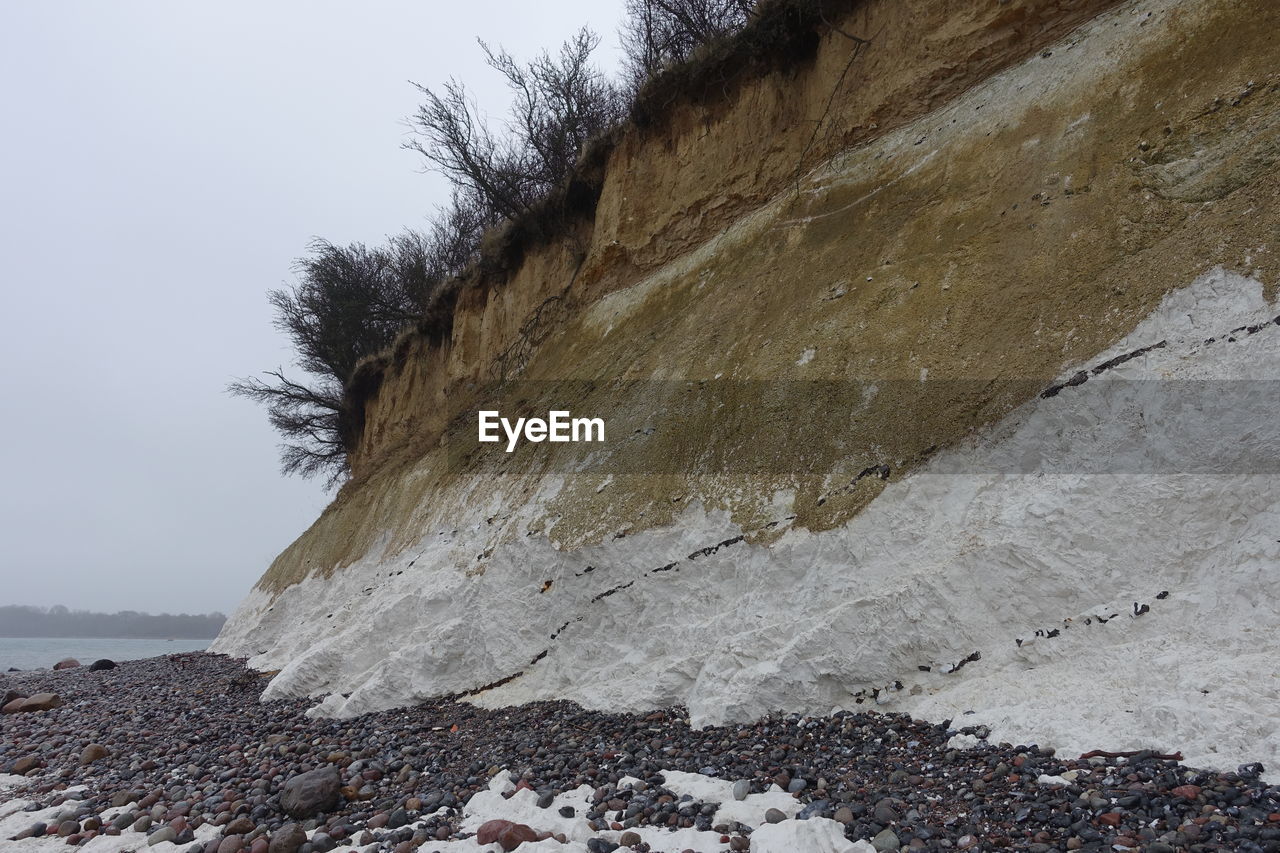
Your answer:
[3,653,1279,851]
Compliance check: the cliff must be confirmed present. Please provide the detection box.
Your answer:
[215,0,1280,777]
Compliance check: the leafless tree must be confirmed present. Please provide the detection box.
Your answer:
[275,238,431,383]
[416,189,494,283]
[229,370,349,484]
[239,28,625,485]
[406,27,622,222]
[620,0,756,88]
[231,237,452,484]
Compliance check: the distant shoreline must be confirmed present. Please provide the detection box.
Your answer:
[0,637,211,672]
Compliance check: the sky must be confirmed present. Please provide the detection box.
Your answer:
[0,1,626,617]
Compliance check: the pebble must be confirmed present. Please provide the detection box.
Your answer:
[872,828,900,851]
[2,654,1277,853]
[147,826,176,845]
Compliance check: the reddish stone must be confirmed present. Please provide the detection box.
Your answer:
[476,821,515,845]
[1097,813,1123,827]
[476,819,545,850]
[495,823,541,851]
[217,834,244,853]
[1171,785,1202,800]
[225,816,255,835]
[53,659,80,670]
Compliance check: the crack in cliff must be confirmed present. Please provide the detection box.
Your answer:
[1040,312,1280,399]
[817,463,891,506]
[1040,340,1168,399]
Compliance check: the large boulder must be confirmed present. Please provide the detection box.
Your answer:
[89,659,117,671]
[53,659,80,670]
[2,689,27,706]
[279,766,341,818]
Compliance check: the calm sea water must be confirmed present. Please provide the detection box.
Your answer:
[0,637,210,671]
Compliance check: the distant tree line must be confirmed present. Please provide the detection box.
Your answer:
[233,0,787,485]
[0,605,225,639]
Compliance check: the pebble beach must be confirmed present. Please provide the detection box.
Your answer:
[2,653,1278,852]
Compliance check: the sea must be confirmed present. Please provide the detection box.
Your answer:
[0,637,210,671]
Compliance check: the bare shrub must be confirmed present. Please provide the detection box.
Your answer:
[620,0,755,90]
[405,27,623,222]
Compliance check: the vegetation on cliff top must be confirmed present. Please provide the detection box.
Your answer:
[234,0,858,484]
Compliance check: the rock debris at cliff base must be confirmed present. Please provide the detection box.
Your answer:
[3,655,1279,852]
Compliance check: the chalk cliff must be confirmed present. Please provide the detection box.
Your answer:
[215,0,1280,777]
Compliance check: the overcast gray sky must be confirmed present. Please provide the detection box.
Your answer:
[0,1,625,616]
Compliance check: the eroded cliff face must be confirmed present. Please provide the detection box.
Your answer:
[216,0,1280,775]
